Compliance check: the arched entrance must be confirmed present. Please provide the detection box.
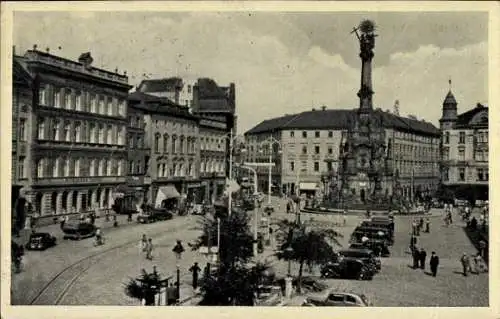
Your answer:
[72,192,78,211]
[51,192,57,213]
[35,193,43,215]
[96,188,102,208]
[360,189,366,203]
[62,191,69,211]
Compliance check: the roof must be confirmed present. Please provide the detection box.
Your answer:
[128,91,197,120]
[455,103,488,126]
[443,91,457,105]
[245,109,440,136]
[196,78,228,99]
[138,77,183,93]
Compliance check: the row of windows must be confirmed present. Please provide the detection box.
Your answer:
[442,131,488,145]
[129,133,145,149]
[154,119,196,132]
[128,160,144,175]
[288,161,329,172]
[129,115,145,129]
[442,147,489,162]
[157,162,195,178]
[200,159,226,174]
[39,84,126,117]
[154,134,196,154]
[443,167,489,182]
[393,143,439,159]
[289,131,335,139]
[37,118,126,145]
[200,136,227,152]
[35,157,125,178]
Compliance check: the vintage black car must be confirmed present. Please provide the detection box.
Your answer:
[349,240,390,257]
[26,232,57,250]
[137,209,174,223]
[62,221,96,240]
[351,226,394,245]
[338,248,381,272]
[320,259,375,280]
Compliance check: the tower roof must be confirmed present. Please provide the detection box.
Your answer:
[443,90,457,105]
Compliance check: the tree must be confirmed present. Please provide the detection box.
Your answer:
[275,220,342,293]
[124,268,169,306]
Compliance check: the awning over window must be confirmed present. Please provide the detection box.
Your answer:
[155,185,181,208]
[299,182,319,191]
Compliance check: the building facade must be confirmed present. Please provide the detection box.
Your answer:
[439,91,489,202]
[13,48,131,216]
[244,108,441,201]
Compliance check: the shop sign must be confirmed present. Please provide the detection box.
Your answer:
[187,183,202,188]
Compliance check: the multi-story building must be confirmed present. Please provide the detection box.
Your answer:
[12,48,131,216]
[134,92,201,206]
[198,117,228,203]
[439,89,489,202]
[244,107,441,201]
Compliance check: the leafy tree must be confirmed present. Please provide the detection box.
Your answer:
[124,268,169,306]
[275,220,341,293]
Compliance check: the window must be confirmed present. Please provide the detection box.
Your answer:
[38,118,45,139]
[107,97,113,116]
[443,132,449,144]
[63,158,70,177]
[75,122,82,142]
[442,147,449,160]
[98,159,104,176]
[302,131,307,138]
[315,146,320,154]
[477,168,484,181]
[19,119,26,141]
[163,134,169,153]
[64,89,71,109]
[458,148,465,161]
[90,95,97,113]
[173,163,178,176]
[187,85,192,93]
[328,131,333,138]
[37,159,45,178]
[90,124,96,143]
[39,85,47,105]
[18,156,26,179]
[302,146,307,154]
[188,163,193,176]
[314,162,319,171]
[154,134,160,153]
[74,159,80,177]
[64,122,71,142]
[103,97,109,116]
[51,120,58,140]
[328,147,333,155]
[327,161,333,171]
[118,160,124,176]
[290,131,294,138]
[458,168,465,181]
[54,89,61,108]
[290,161,295,171]
[90,159,96,176]
[459,131,465,144]
[98,96,105,114]
[106,125,113,144]
[106,159,112,176]
[98,125,104,144]
[75,91,82,111]
[118,126,126,145]
[180,136,185,154]
[315,131,320,138]
[172,136,177,153]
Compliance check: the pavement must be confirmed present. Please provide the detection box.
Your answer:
[10,198,488,306]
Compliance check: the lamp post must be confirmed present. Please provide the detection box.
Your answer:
[235,163,259,257]
[259,136,282,206]
[172,240,185,304]
[284,246,294,299]
[222,131,240,217]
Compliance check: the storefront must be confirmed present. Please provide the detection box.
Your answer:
[186,182,202,203]
[299,182,319,197]
[155,184,181,209]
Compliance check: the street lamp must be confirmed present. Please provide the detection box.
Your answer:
[222,130,241,217]
[258,136,283,206]
[285,246,294,276]
[172,240,185,304]
[235,163,259,257]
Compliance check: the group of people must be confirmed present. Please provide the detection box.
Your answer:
[460,252,488,276]
[409,216,439,276]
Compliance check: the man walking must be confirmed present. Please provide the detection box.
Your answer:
[419,248,427,270]
[189,262,201,290]
[412,246,420,269]
[409,234,417,252]
[146,238,154,260]
[425,218,430,233]
[460,253,470,276]
[429,251,439,277]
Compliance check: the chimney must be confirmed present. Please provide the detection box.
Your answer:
[78,52,94,69]
[476,103,484,109]
[321,105,326,111]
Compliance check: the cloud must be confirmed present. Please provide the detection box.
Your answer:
[13,12,488,134]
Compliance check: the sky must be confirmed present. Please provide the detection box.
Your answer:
[13,11,488,134]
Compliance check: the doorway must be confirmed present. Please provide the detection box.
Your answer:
[360,189,366,203]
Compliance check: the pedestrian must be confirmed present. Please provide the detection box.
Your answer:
[140,234,147,253]
[60,215,66,229]
[146,238,154,260]
[419,217,424,230]
[90,213,96,225]
[460,253,470,276]
[419,248,427,270]
[286,201,291,214]
[172,240,185,260]
[474,253,487,273]
[189,262,201,290]
[343,210,347,226]
[113,214,118,227]
[479,240,487,259]
[412,246,420,269]
[127,211,132,223]
[429,251,439,277]
[409,234,417,252]
[469,216,478,230]
[411,220,417,236]
[105,210,110,222]
[204,263,211,279]
[80,213,85,222]
[425,218,430,233]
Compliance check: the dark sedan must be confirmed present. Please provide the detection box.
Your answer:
[26,232,57,250]
[320,259,375,280]
[338,248,381,272]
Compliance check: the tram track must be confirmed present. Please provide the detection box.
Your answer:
[29,216,199,305]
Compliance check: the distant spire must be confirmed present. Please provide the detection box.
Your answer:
[393,100,400,116]
[448,77,452,91]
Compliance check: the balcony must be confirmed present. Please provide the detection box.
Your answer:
[33,176,126,186]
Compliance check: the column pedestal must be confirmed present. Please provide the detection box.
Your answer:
[284,276,293,299]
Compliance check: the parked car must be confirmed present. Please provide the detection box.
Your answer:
[302,290,371,307]
[351,226,394,245]
[62,221,96,240]
[349,240,390,257]
[338,248,381,271]
[320,259,375,280]
[26,232,57,250]
[137,212,155,224]
[254,285,283,306]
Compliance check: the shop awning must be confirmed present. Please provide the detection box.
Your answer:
[299,182,319,191]
[155,185,181,208]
